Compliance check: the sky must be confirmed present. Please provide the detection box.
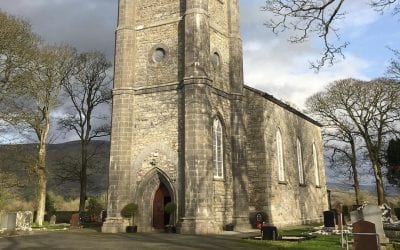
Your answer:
[1,0,399,109]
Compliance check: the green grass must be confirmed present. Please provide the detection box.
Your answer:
[244,235,342,250]
[32,222,69,230]
[243,225,343,250]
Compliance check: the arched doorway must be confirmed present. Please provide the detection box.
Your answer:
[152,182,172,229]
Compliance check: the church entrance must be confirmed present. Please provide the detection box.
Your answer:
[152,183,171,229]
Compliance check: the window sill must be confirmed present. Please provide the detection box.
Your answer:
[213,177,225,182]
[278,181,287,185]
[315,185,321,188]
[299,183,307,187]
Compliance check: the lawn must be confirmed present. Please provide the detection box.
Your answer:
[243,225,343,250]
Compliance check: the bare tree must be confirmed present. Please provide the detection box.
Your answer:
[59,51,111,212]
[306,91,362,204]
[262,0,399,70]
[386,49,400,80]
[306,78,400,205]
[2,45,75,225]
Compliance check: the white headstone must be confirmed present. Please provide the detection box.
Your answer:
[360,205,389,244]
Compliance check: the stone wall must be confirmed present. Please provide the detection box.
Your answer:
[104,0,328,234]
[243,86,328,227]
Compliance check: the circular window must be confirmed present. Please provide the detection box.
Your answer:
[212,52,220,68]
[152,48,166,63]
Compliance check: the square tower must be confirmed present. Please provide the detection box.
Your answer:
[102,0,249,234]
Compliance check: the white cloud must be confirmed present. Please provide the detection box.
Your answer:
[240,0,373,109]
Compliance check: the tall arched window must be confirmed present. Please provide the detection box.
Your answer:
[297,138,305,185]
[313,143,320,186]
[213,118,223,178]
[276,130,285,182]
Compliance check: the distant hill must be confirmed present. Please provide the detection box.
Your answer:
[0,140,110,199]
[327,182,399,197]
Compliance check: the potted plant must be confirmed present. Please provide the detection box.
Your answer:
[120,202,138,233]
[164,202,177,233]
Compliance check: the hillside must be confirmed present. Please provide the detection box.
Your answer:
[0,140,110,200]
[1,140,398,209]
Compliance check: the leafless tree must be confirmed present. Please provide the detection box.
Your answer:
[262,0,399,70]
[1,45,75,225]
[59,51,112,212]
[386,49,400,80]
[307,91,363,204]
[306,78,400,205]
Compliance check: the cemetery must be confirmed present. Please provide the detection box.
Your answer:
[1,201,400,249]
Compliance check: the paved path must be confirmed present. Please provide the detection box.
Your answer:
[0,229,263,250]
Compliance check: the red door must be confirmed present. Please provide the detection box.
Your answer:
[153,185,169,229]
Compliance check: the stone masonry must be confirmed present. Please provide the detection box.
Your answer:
[102,0,328,234]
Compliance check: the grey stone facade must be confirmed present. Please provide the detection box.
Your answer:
[102,0,328,234]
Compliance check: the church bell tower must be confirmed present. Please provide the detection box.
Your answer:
[102,0,248,234]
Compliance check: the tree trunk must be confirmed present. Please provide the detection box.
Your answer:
[79,140,88,212]
[372,161,386,205]
[35,128,48,226]
[350,141,361,205]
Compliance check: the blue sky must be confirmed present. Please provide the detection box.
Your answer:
[0,0,399,143]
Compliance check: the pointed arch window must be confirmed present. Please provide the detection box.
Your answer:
[313,143,320,187]
[297,138,305,185]
[213,118,223,178]
[276,130,285,182]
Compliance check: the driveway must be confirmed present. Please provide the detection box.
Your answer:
[0,229,263,250]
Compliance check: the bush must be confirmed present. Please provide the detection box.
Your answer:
[87,197,103,221]
[164,202,177,215]
[121,203,138,225]
[45,193,56,216]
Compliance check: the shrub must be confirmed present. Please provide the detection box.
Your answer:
[87,197,104,221]
[164,202,177,225]
[164,202,177,215]
[45,193,56,216]
[121,203,138,225]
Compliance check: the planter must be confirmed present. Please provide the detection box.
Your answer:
[126,225,137,233]
[164,225,176,233]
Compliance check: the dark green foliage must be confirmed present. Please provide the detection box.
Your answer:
[87,197,103,219]
[387,139,400,186]
[120,203,138,219]
[45,193,56,216]
[164,202,177,215]
[121,202,138,226]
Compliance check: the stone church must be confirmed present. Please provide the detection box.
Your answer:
[102,0,328,234]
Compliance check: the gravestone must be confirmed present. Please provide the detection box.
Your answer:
[70,213,81,228]
[15,211,33,231]
[350,210,363,225]
[394,208,400,220]
[0,213,17,230]
[50,215,56,225]
[323,211,335,228]
[352,220,378,250]
[361,205,389,244]
[0,211,32,231]
[334,203,343,229]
